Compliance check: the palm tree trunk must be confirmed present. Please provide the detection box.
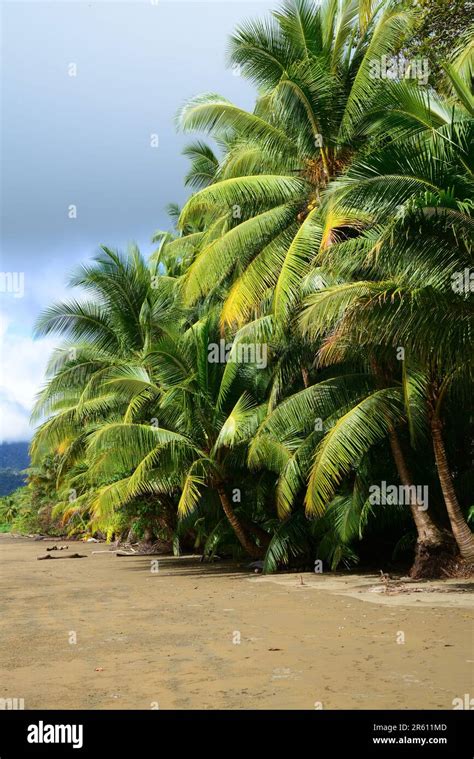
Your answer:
[389,432,443,542]
[431,418,474,562]
[240,516,271,547]
[389,431,454,577]
[217,485,264,559]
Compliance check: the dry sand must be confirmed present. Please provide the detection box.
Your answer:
[0,534,472,710]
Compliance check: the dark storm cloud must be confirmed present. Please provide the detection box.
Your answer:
[0,0,273,439]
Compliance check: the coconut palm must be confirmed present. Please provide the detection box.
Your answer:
[30,245,183,534]
[85,317,272,557]
[298,113,474,563]
[176,0,415,325]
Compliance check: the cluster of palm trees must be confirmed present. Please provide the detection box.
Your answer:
[30,0,473,577]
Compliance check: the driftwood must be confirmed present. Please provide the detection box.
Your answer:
[37,553,86,560]
[91,548,136,556]
[116,551,139,557]
[116,550,161,556]
[91,549,160,557]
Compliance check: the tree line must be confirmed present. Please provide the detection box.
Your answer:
[7,0,472,578]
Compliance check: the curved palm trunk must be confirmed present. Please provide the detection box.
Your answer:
[431,418,474,562]
[217,485,264,559]
[389,432,443,542]
[240,516,271,548]
[389,431,454,577]
[371,359,453,576]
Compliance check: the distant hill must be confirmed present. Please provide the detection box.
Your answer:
[0,442,30,496]
[0,442,30,469]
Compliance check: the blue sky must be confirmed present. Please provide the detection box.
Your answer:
[0,0,273,441]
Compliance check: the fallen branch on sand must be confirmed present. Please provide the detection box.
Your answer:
[37,553,86,560]
[116,550,161,556]
[92,549,125,555]
[91,547,137,556]
[91,548,161,557]
[116,551,140,556]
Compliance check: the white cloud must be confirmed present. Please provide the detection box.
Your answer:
[0,314,58,442]
[0,398,32,442]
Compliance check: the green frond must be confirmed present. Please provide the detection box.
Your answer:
[306,388,404,516]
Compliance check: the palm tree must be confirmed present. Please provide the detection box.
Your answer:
[175,0,414,326]
[298,111,474,564]
[30,244,183,537]
[85,317,271,557]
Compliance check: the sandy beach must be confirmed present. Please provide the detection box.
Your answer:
[0,534,472,710]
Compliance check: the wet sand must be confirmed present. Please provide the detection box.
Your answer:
[0,534,472,709]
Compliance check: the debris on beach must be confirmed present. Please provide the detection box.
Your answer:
[247,560,264,573]
[37,553,86,560]
[200,553,222,563]
[116,550,142,556]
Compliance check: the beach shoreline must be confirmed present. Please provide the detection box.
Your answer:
[1,534,472,710]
